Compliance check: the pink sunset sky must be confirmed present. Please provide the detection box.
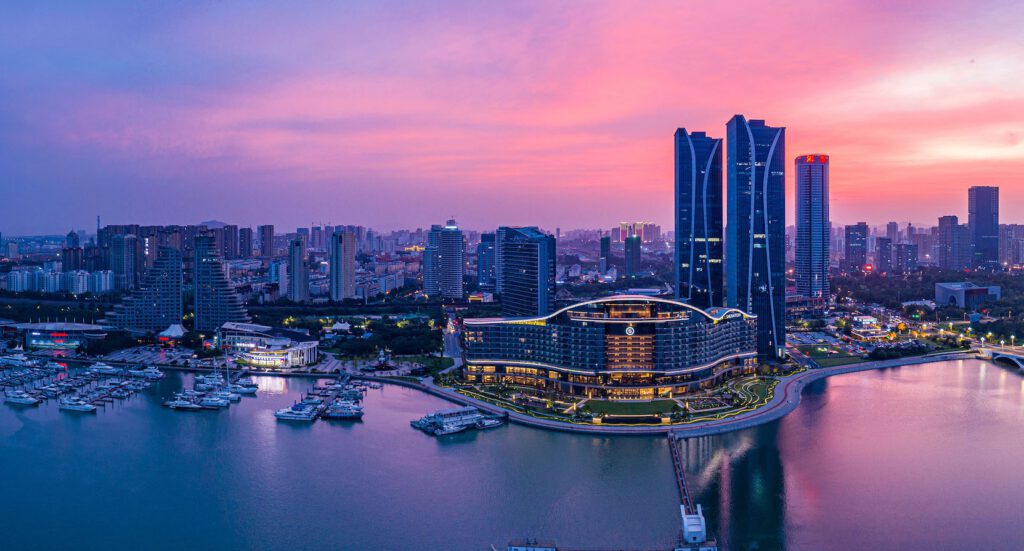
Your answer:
[1,1,1022,235]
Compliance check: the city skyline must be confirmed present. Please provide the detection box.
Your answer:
[2,1,1023,235]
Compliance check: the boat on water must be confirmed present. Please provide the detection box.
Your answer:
[411,406,503,436]
[59,397,97,413]
[274,403,318,422]
[87,363,120,375]
[141,366,165,380]
[43,361,66,372]
[211,390,241,402]
[199,396,230,408]
[4,390,41,406]
[475,418,504,430]
[166,398,203,411]
[226,383,257,395]
[321,400,364,420]
[1,354,36,368]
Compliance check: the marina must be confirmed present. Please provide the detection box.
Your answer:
[274,373,367,422]
[1,358,163,414]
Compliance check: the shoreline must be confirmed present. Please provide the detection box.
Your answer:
[398,351,981,437]
[20,349,981,437]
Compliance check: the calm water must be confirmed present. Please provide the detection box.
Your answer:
[1,359,1022,550]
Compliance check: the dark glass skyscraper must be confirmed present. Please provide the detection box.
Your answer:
[968,186,999,268]
[497,227,555,317]
[599,235,611,273]
[477,232,496,288]
[674,128,723,308]
[624,236,641,278]
[844,222,868,271]
[794,154,830,299]
[726,115,786,361]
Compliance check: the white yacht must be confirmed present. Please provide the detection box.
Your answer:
[211,390,241,402]
[321,400,364,420]
[141,366,165,380]
[199,396,230,408]
[4,390,41,406]
[274,403,318,421]
[87,363,120,375]
[59,397,97,413]
[226,383,257,395]
[166,398,203,411]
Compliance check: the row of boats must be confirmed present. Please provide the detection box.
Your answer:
[3,365,166,413]
[273,376,379,422]
[163,372,258,411]
[411,406,504,436]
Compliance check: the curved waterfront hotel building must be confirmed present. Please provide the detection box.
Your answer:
[462,295,757,400]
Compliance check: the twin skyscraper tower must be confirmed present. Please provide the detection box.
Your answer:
[674,115,786,361]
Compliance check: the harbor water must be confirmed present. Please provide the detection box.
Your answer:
[1,359,1023,550]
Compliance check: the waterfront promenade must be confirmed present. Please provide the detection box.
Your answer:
[411,351,978,436]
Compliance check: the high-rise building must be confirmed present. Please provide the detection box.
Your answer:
[238,227,253,259]
[794,154,830,299]
[624,236,641,278]
[893,243,919,274]
[329,231,356,301]
[599,235,610,273]
[674,128,723,308]
[65,230,80,249]
[968,186,999,268]
[726,115,786,361]
[222,224,239,259]
[193,235,250,332]
[875,237,892,274]
[497,227,555,317]
[287,238,309,303]
[110,234,139,291]
[886,221,900,243]
[937,215,971,270]
[477,232,496,288]
[844,222,868,271]
[424,221,464,300]
[258,225,275,257]
[105,246,183,332]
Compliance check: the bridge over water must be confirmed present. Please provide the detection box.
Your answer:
[980,346,1024,369]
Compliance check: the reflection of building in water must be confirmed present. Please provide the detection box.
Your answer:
[682,426,787,550]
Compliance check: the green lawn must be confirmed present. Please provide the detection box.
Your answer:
[584,399,678,416]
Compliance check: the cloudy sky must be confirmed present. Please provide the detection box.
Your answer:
[2,0,1022,235]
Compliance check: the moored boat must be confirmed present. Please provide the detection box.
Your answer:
[4,390,41,406]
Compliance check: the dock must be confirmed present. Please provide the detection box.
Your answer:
[668,434,718,551]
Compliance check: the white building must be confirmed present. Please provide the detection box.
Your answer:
[216,322,319,369]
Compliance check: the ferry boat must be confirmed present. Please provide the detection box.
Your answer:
[59,397,98,413]
[411,406,498,436]
[321,400,364,420]
[87,363,120,375]
[4,390,41,406]
[274,403,318,422]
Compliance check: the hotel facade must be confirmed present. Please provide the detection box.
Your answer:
[462,295,757,400]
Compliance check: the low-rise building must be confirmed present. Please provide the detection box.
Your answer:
[935,282,1001,310]
[216,322,319,368]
